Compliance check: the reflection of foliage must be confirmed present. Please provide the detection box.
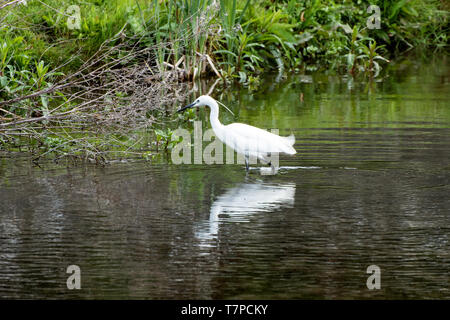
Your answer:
[218,58,449,135]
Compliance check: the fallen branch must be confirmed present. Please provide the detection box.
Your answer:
[196,51,222,78]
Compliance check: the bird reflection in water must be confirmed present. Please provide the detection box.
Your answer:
[195,181,296,246]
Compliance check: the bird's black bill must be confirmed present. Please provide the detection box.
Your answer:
[177,102,196,113]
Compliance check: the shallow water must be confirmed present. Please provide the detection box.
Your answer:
[1,57,449,299]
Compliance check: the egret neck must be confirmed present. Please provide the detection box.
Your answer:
[207,99,225,140]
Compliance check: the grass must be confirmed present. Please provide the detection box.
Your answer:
[1,0,447,85]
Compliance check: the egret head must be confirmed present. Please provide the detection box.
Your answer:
[177,95,214,113]
[177,95,234,116]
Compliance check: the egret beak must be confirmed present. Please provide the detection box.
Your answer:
[177,102,196,113]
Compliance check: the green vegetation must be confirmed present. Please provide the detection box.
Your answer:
[0,0,448,162]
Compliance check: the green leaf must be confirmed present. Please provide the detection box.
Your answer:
[297,32,313,44]
[337,23,353,34]
[238,71,247,83]
[374,55,390,63]
[12,36,24,45]
[41,95,50,119]
[346,53,355,68]
[268,23,296,43]
[245,43,265,49]
[373,61,380,77]
[41,95,48,109]
[0,76,7,87]
[352,26,358,43]
[389,0,407,19]
[214,49,237,58]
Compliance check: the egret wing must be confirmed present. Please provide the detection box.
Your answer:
[222,123,296,154]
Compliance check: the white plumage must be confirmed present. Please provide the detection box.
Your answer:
[177,95,296,171]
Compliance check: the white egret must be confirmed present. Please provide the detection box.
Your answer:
[177,95,296,172]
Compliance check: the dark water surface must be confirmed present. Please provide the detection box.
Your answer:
[1,58,449,299]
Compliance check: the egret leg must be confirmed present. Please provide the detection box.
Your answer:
[245,155,249,172]
[263,155,277,174]
[265,160,276,173]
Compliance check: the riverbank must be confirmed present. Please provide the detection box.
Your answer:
[0,0,448,162]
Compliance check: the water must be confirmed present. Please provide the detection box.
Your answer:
[1,57,449,299]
